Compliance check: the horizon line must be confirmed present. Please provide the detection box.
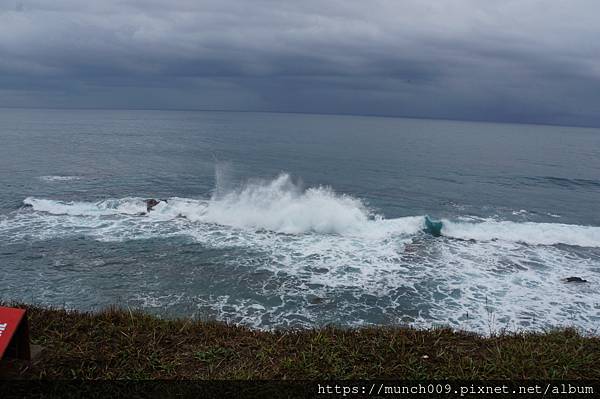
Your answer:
[0,105,597,130]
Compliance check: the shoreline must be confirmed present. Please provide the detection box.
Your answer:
[3,303,599,379]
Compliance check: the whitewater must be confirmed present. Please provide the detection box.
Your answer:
[19,173,600,247]
[1,109,599,335]
[2,172,598,334]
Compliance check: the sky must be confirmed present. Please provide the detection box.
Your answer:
[1,0,600,126]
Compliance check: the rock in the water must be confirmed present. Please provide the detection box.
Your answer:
[564,276,588,283]
[309,296,325,305]
[145,198,167,212]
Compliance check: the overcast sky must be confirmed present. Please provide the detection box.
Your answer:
[1,0,599,126]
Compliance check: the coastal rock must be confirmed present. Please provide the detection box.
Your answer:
[145,198,167,212]
[563,276,588,283]
[310,297,325,304]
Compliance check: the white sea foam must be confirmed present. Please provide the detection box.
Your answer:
[6,173,600,333]
[24,197,146,216]
[192,174,376,235]
[21,177,600,248]
[443,219,600,247]
[23,173,425,239]
[38,175,81,182]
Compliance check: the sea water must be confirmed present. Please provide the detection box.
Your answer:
[1,108,599,333]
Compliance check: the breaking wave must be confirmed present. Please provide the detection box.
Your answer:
[22,173,424,239]
[442,219,600,248]
[23,197,146,216]
[3,172,600,333]
[20,172,600,248]
[37,175,81,182]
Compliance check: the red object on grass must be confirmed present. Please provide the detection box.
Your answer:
[0,306,30,361]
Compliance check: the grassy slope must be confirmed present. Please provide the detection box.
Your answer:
[9,305,600,379]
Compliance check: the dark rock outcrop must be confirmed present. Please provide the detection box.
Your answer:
[564,277,588,283]
[144,199,167,212]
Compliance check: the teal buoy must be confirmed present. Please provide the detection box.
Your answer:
[424,215,443,237]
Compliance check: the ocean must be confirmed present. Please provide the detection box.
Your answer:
[1,108,599,334]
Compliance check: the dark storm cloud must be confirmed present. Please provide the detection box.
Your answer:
[1,0,600,126]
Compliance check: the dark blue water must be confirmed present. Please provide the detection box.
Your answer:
[1,108,599,333]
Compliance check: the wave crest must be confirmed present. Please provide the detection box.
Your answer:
[198,173,379,235]
[443,219,600,247]
[38,175,81,182]
[20,172,600,247]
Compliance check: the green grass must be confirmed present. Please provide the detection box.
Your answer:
[7,304,600,379]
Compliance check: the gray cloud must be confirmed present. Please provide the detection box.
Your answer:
[1,0,600,126]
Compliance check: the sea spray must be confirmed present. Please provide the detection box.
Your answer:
[212,161,235,200]
[201,173,376,235]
